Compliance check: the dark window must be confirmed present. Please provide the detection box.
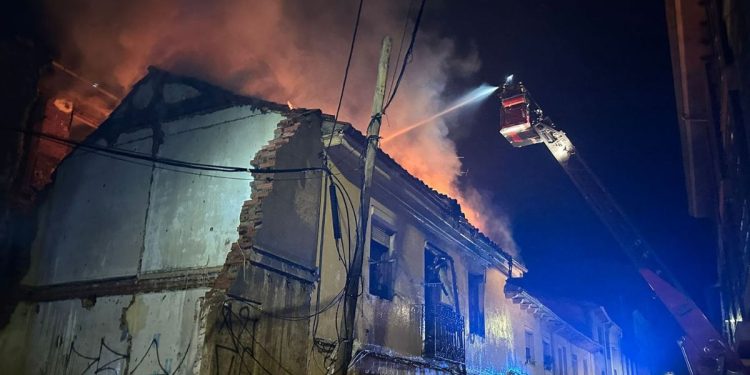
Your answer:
[468,273,485,336]
[543,341,553,371]
[583,359,589,375]
[572,354,578,375]
[424,247,464,363]
[525,330,535,364]
[368,225,394,299]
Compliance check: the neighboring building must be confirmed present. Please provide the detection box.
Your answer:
[505,283,646,375]
[18,62,120,203]
[665,0,750,358]
[1,56,119,329]
[0,68,646,374]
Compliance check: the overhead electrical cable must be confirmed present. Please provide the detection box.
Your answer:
[386,0,416,101]
[77,147,336,183]
[225,290,344,322]
[220,306,296,375]
[324,0,366,153]
[13,129,330,176]
[382,0,427,113]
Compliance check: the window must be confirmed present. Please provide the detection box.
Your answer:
[468,273,485,336]
[562,347,568,375]
[583,359,589,375]
[557,348,564,375]
[368,224,394,299]
[423,247,464,363]
[543,341,553,371]
[525,330,535,364]
[572,354,578,375]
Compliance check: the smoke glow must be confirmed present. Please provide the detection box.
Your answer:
[43,0,518,255]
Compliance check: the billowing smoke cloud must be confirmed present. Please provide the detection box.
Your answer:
[42,0,519,256]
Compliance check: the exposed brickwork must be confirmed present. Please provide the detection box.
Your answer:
[200,115,313,375]
[213,117,304,290]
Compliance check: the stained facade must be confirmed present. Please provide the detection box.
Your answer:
[0,68,644,374]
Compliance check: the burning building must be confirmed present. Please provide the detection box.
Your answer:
[16,62,121,202]
[0,68,643,374]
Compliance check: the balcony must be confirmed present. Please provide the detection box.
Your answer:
[423,302,465,364]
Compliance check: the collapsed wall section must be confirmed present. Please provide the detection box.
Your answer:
[202,111,325,375]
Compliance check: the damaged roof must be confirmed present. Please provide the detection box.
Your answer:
[334,124,520,269]
[88,67,519,270]
[505,278,604,351]
[93,66,306,143]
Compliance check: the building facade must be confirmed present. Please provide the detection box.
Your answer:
[665,0,750,358]
[0,68,644,374]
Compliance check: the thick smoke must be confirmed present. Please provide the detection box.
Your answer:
[43,0,518,255]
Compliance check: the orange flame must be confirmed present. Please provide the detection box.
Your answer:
[43,0,518,255]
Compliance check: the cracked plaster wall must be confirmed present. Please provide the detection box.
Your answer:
[0,102,285,373]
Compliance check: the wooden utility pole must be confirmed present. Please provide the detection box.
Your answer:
[333,36,391,374]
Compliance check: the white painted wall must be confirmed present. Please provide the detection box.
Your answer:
[27,130,153,284]
[141,106,281,272]
[26,106,282,284]
[8,104,285,374]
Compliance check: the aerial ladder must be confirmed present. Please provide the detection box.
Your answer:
[498,76,747,375]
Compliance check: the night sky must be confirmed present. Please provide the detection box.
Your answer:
[430,0,717,370]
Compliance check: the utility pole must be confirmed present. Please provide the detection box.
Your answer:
[333,36,391,374]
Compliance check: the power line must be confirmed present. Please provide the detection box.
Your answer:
[73,145,338,183]
[331,175,359,264]
[13,128,330,176]
[52,61,121,102]
[386,0,416,101]
[382,0,428,113]
[219,305,296,375]
[225,290,343,322]
[324,0,366,154]
[73,148,258,181]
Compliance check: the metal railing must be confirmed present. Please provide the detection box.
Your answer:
[423,302,465,364]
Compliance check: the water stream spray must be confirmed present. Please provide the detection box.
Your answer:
[381,83,498,144]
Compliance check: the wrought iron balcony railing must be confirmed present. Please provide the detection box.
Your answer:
[423,303,465,364]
